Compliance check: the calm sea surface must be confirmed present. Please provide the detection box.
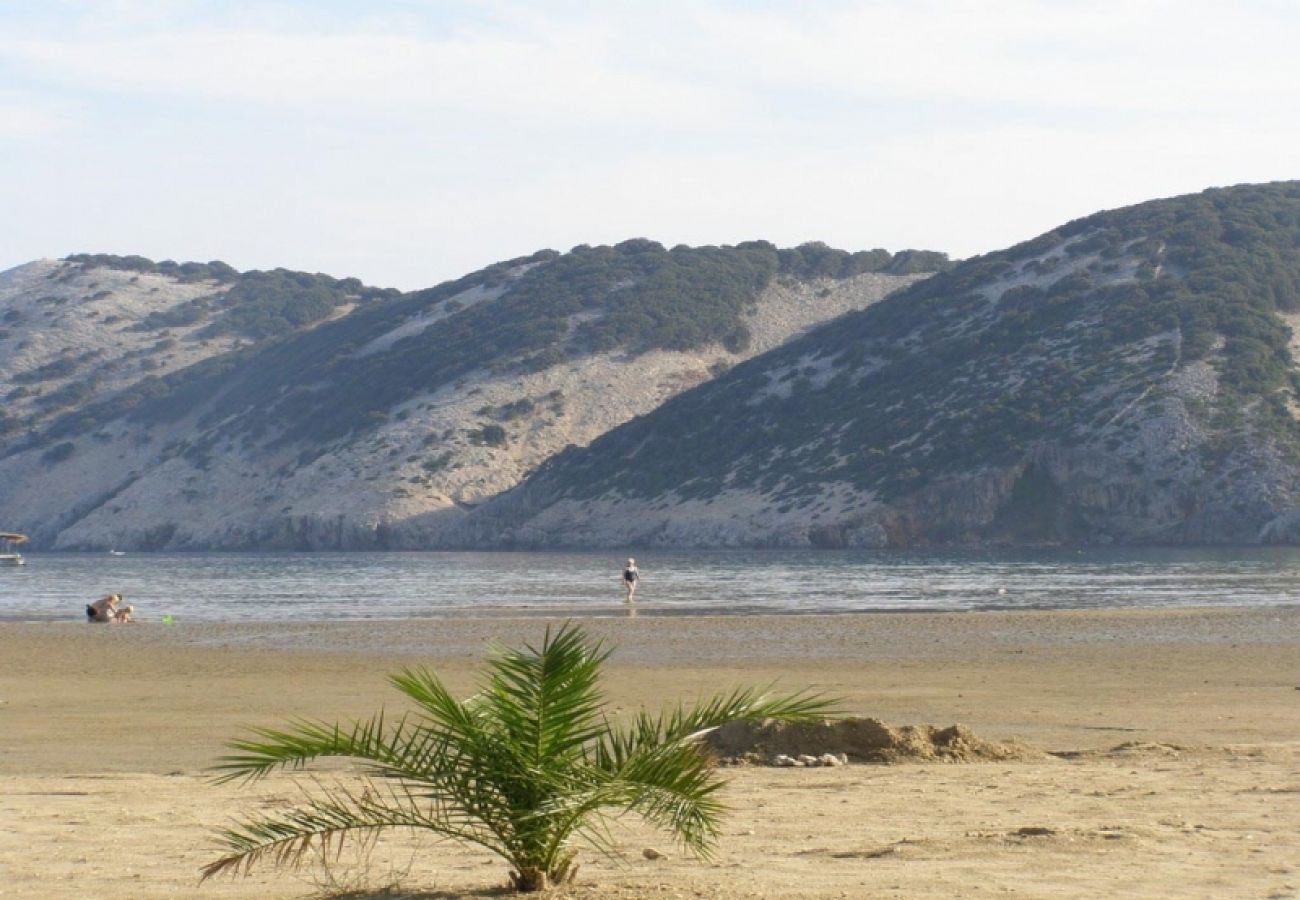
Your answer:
[1,548,1298,623]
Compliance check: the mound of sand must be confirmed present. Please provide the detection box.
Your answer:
[706,717,1046,764]
[1052,740,1201,761]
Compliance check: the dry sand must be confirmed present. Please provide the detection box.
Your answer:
[1,607,1297,898]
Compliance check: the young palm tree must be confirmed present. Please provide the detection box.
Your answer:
[203,622,835,892]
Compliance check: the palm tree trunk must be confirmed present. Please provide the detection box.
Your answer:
[510,866,549,892]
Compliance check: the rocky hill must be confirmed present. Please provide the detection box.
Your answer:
[0,242,941,549]
[477,182,1300,548]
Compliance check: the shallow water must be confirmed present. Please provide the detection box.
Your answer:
[1,547,1298,623]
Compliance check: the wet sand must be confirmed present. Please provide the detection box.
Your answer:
[1,606,1297,897]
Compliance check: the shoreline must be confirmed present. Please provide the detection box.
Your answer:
[4,601,1295,647]
[4,597,1299,623]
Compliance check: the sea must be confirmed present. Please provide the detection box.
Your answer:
[1,547,1297,623]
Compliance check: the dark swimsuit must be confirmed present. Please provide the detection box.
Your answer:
[623,568,638,583]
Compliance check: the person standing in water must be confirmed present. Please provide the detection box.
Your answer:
[622,558,640,603]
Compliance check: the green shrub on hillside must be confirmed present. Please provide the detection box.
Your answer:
[40,441,76,465]
[65,254,240,283]
[469,424,508,447]
[65,254,399,341]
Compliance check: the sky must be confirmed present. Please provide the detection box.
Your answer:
[2,0,1298,290]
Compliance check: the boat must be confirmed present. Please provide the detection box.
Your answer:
[0,532,28,567]
[108,550,126,556]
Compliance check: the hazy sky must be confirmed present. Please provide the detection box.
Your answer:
[2,1,1297,289]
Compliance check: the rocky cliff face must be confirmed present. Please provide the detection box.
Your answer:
[476,183,1300,548]
[0,244,932,549]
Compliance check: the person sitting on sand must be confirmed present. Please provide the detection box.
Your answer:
[86,593,120,623]
[622,558,640,603]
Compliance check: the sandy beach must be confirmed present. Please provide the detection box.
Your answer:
[1,607,1297,898]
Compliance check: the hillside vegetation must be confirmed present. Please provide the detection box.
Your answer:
[487,182,1300,548]
[0,240,939,549]
[29,241,948,453]
[64,253,399,340]
[0,256,398,449]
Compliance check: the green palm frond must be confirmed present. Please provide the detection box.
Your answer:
[596,684,837,771]
[604,741,725,855]
[206,621,840,893]
[482,625,612,760]
[212,710,405,784]
[202,777,500,882]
